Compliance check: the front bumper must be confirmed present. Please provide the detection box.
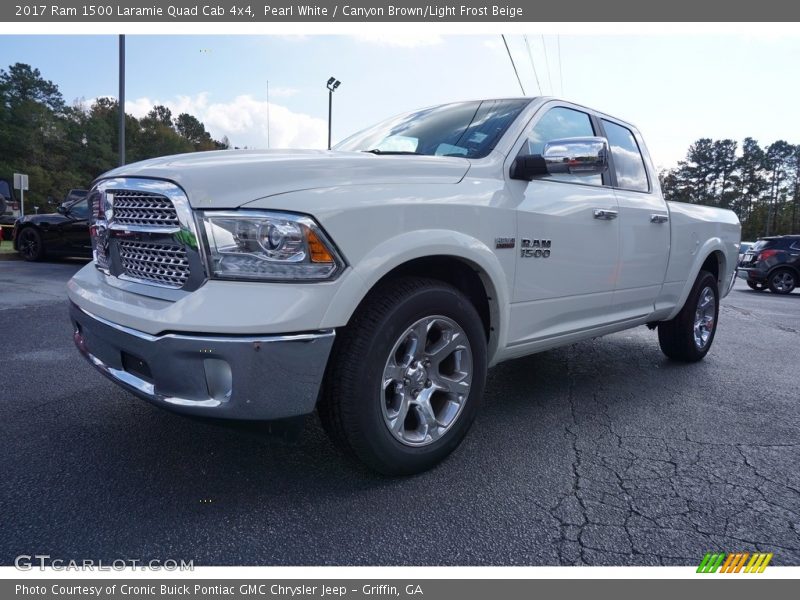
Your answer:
[70,303,335,420]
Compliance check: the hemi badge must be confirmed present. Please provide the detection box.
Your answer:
[495,237,516,249]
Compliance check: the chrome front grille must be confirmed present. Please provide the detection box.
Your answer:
[112,190,180,228]
[91,179,204,296]
[118,241,191,288]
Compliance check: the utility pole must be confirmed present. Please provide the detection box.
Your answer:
[119,35,126,166]
[326,77,341,150]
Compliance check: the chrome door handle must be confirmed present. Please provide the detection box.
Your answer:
[593,209,618,220]
[650,214,669,224]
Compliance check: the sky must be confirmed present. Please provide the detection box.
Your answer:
[1,33,799,169]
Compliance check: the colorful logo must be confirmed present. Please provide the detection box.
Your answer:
[697,552,773,573]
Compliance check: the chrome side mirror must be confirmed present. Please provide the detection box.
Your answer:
[510,136,609,181]
[542,137,609,176]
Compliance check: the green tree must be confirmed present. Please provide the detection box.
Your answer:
[0,62,228,214]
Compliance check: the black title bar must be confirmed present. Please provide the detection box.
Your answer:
[4,1,800,22]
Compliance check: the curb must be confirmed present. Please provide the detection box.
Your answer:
[0,252,21,261]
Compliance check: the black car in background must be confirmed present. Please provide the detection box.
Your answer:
[12,192,92,261]
[738,235,800,294]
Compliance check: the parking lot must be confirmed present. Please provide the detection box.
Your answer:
[1,258,798,566]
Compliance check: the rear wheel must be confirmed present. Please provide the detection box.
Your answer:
[319,277,487,475]
[658,270,719,362]
[17,227,45,262]
[768,269,796,295]
[746,280,766,291]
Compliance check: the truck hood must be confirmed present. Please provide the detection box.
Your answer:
[99,149,471,209]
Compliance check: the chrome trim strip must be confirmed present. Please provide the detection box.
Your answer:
[75,304,335,344]
[109,223,181,234]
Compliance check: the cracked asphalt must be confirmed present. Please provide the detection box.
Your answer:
[1,260,798,566]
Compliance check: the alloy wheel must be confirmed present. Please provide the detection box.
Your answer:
[381,315,473,447]
[18,230,39,260]
[772,271,795,293]
[693,286,716,349]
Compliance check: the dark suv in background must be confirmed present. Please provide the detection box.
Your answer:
[738,235,800,294]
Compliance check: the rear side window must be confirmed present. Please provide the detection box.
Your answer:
[791,240,800,251]
[751,240,776,252]
[602,119,649,192]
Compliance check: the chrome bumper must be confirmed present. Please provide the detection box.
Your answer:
[70,303,335,420]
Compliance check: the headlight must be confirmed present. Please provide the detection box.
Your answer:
[198,211,344,281]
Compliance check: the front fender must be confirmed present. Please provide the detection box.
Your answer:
[320,229,511,365]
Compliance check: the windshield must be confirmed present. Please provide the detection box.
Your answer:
[335,99,531,159]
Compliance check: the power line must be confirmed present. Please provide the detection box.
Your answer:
[540,35,553,95]
[557,35,563,96]
[501,34,526,96]
[523,34,543,95]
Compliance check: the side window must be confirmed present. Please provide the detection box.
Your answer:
[523,107,602,186]
[69,199,90,220]
[602,119,649,192]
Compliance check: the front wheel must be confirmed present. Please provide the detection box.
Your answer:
[768,269,796,295]
[657,270,719,362]
[319,277,488,475]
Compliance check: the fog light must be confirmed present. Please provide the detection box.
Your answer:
[203,358,232,401]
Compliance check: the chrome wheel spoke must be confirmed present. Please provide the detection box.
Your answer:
[416,391,441,440]
[382,361,406,389]
[427,327,464,365]
[408,320,429,360]
[693,286,716,349]
[388,393,410,435]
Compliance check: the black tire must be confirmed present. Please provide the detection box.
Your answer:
[767,269,796,295]
[17,227,45,262]
[746,280,766,291]
[658,270,719,362]
[319,277,488,475]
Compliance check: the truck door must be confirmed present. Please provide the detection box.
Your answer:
[62,198,92,254]
[598,118,670,320]
[507,104,620,346]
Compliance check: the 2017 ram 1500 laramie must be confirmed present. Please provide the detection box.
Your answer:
[68,98,741,474]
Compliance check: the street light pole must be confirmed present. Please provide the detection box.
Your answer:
[327,88,332,150]
[326,77,341,150]
[118,35,126,166]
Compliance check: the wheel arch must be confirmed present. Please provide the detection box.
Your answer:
[767,262,800,279]
[320,231,511,365]
[665,241,729,320]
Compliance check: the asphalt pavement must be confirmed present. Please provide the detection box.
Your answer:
[1,259,798,566]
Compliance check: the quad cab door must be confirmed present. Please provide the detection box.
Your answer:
[505,103,621,348]
[598,117,670,319]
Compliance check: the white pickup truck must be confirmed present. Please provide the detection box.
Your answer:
[68,98,740,474]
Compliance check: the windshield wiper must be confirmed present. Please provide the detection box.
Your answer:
[362,149,422,155]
